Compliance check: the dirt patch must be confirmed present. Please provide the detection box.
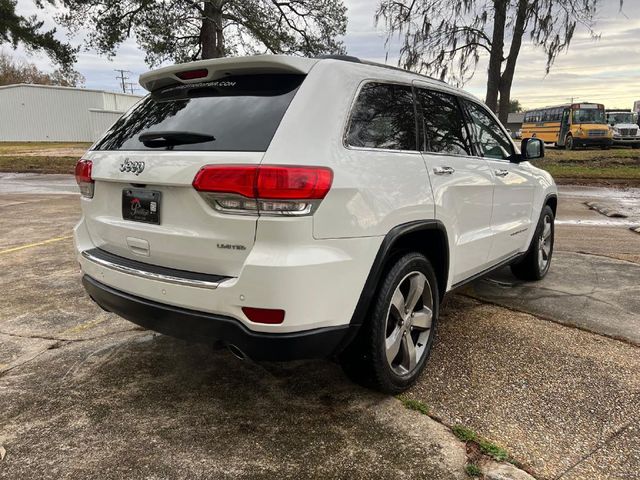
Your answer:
[553,177,640,187]
[0,142,91,154]
[0,156,79,175]
[0,143,90,174]
[0,148,88,158]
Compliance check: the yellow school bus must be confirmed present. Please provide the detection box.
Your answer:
[521,103,612,149]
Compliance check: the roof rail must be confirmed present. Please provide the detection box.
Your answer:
[315,55,446,84]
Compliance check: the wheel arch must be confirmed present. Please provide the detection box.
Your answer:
[349,220,449,328]
[545,193,558,217]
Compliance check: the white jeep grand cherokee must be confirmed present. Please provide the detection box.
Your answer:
[74,55,557,393]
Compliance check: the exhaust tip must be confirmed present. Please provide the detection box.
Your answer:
[227,344,247,361]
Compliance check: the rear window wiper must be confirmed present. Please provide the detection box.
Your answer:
[138,131,215,148]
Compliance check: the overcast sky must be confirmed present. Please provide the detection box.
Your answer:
[11,0,640,109]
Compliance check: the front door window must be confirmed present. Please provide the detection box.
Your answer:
[462,100,515,160]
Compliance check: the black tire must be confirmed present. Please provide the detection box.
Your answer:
[340,252,439,394]
[565,135,574,150]
[510,205,555,281]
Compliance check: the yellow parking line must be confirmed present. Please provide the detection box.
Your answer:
[0,235,73,255]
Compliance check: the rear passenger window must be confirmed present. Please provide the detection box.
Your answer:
[346,83,417,151]
[463,100,515,160]
[416,89,472,155]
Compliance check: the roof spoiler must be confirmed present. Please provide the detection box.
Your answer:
[139,55,318,92]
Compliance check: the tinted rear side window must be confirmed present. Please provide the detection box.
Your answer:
[93,74,304,152]
[346,83,417,151]
[416,89,472,156]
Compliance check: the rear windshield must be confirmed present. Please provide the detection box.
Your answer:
[92,74,304,152]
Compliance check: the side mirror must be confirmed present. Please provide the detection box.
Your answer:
[520,138,544,161]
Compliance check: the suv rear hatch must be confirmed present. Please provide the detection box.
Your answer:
[80,58,314,277]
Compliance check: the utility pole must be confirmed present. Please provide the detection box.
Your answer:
[125,82,139,95]
[114,69,131,93]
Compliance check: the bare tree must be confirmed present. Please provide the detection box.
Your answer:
[54,0,347,67]
[376,0,620,123]
[0,50,84,86]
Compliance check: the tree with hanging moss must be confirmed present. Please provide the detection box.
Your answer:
[376,0,622,123]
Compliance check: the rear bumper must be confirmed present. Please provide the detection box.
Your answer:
[75,216,381,334]
[82,275,356,361]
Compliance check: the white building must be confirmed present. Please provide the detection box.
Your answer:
[0,84,142,142]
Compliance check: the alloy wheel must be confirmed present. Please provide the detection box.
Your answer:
[384,271,434,376]
[538,214,553,273]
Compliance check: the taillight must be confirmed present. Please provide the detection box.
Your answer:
[75,159,94,198]
[192,165,258,198]
[193,165,333,216]
[257,166,332,200]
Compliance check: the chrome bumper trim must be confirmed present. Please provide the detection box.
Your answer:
[81,250,223,290]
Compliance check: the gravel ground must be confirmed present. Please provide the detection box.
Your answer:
[407,295,640,480]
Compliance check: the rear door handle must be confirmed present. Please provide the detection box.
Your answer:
[494,169,509,177]
[433,166,455,175]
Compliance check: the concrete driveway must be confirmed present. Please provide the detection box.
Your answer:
[1,178,639,479]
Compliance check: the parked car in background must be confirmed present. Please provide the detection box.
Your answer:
[606,110,640,148]
[522,103,612,149]
[74,55,557,394]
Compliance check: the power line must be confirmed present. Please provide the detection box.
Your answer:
[125,82,139,95]
[114,69,131,94]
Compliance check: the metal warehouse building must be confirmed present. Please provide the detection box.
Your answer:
[0,84,142,142]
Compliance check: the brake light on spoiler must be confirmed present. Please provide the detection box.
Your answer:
[193,165,333,216]
[175,68,209,80]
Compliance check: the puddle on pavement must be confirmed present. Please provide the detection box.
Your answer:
[559,185,640,201]
[0,173,78,195]
[559,186,640,222]
[556,219,638,227]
